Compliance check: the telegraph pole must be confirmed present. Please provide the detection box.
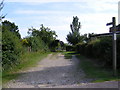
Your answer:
[107,17,117,76]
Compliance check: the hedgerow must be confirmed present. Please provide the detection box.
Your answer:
[75,36,120,68]
[2,29,23,70]
[2,20,59,71]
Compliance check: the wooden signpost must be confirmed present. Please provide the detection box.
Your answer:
[91,17,120,76]
[106,17,117,76]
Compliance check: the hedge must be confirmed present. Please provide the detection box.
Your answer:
[2,29,23,70]
[75,36,120,68]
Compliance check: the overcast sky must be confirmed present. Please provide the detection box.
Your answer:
[2,0,119,43]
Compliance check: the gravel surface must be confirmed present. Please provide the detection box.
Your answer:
[4,53,119,88]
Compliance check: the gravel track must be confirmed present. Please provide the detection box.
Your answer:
[4,53,119,88]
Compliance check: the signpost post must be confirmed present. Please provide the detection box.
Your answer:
[90,17,119,76]
[106,17,117,76]
[90,17,120,76]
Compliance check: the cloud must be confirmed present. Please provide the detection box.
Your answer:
[5,0,119,14]
[13,10,118,34]
[4,0,119,43]
[14,10,74,15]
[5,0,84,3]
[76,0,119,13]
[5,0,119,3]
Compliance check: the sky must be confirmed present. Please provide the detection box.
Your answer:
[2,0,120,43]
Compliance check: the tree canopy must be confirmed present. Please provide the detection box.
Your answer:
[70,16,81,33]
[28,24,57,46]
[2,20,21,39]
[66,16,83,45]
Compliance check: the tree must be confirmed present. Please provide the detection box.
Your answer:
[66,16,83,45]
[28,24,57,46]
[23,36,49,52]
[49,40,59,51]
[2,20,21,39]
[59,41,65,50]
[70,16,81,33]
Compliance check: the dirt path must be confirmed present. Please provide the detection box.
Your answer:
[4,53,119,88]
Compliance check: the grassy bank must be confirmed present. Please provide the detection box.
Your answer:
[2,51,50,84]
[77,55,120,82]
[62,51,75,59]
[63,51,120,82]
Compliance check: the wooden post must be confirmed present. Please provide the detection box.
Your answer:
[106,17,117,76]
[112,17,117,76]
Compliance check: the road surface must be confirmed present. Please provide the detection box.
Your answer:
[4,53,119,88]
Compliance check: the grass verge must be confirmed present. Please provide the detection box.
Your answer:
[2,51,50,84]
[62,51,76,59]
[76,54,120,82]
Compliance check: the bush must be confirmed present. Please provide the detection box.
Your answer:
[2,29,23,70]
[22,36,49,52]
[117,35,120,68]
[75,42,86,54]
[75,36,120,68]
[66,45,74,51]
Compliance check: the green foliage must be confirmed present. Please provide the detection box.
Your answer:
[3,51,50,84]
[2,20,58,72]
[2,20,21,39]
[76,55,119,82]
[49,40,59,51]
[117,35,120,68]
[66,32,83,45]
[2,19,60,84]
[66,45,74,51]
[66,16,83,45]
[21,38,29,47]
[63,51,76,59]
[25,36,49,52]
[59,41,65,50]
[75,42,87,54]
[0,23,2,50]
[28,25,59,51]
[75,36,120,68]
[2,29,23,70]
[70,16,81,33]
[49,40,65,51]
[28,25,57,46]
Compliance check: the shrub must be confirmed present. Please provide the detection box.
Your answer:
[66,45,74,51]
[75,36,120,68]
[2,29,23,70]
[75,42,86,54]
[117,35,120,68]
[23,36,49,52]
